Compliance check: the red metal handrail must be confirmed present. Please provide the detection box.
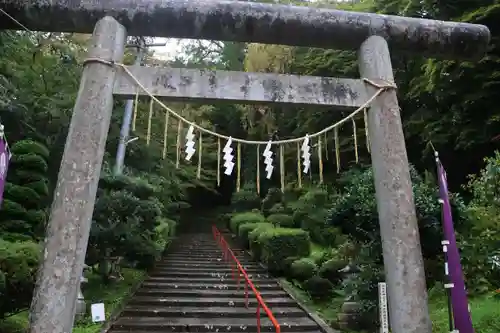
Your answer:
[212,225,281,333]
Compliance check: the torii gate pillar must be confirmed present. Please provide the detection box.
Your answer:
[27,16,126,333]
[359,36,431,332]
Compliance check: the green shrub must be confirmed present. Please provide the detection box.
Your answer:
[262,188,282,216]
[259,228,310,274]
[220,212,234,229]
[25,210,47,230]
[310,247,336,266]
[99,174,157,199]
[1,199,28,219]
[248,224,274,260]
[230,212,266,233]
[267,214,295,228]
[3,183,41,210]
[10,153,48,173]
[25,180,49,197]
[291,188,332,245]
[329,166,466,265]
[232,185,261,212]
[11,140,50,160]
[155,218,176,251]
[238,222,271,248]
[290,258,317,281]
[303,275,333,300]
[269,203,286,215]
[0,239,41,317]
[321,227,341,246]
[9,170,46,183]
[0,220,33,237]
[319,259,348,285]
[283,256,301,276]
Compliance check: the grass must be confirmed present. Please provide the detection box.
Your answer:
[429,286,500,333]
[0,268,145,333]
[280,278,345,327]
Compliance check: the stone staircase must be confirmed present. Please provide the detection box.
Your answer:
[107,231,328,333]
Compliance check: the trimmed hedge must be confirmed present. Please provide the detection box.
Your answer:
[0,239,41,317]
[259,228,310,273]
[303,275,333,300]
[319,259,348,285]
[230,212,266,233]
[238,222,272,249]
[267,214,295,228]
[11,140,50,160]
[248,223,274,260]
[290,258,317,281]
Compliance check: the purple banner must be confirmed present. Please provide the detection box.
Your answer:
[0,136,9,207]
[436,156,474,332]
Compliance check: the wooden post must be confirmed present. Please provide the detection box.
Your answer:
[358,35,432,333]
[28,16,126,333]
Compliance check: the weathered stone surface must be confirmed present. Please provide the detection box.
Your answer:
[28,16,126,333]
[114,66,367,109]
[358,36,432,332]
[0,0,490,59]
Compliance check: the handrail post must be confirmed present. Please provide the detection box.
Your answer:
[237,268,241,289]
[256,303,261,333]
[244,280,249,308]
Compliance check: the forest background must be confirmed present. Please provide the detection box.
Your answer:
[0,0,499,332]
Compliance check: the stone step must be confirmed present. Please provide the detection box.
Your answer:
[150,270,266,276]
[159,259,257,265]
[140,282,281,290]
[143,277,273,284]
[134,289,288,298]
[148,272,269,279]
[121,306,307,318]
[112,316,319,332]
[152,267,264,273]
[168,250,221,254]
[154,263,262,270]
[128,297,297,307]
[167,252,248,261]
[171,248,245,252]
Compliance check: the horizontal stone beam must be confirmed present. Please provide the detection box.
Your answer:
[0,0,490,60]
[113,66,368,109]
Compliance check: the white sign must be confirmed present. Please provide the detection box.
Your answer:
[378,282,389,333]
[0,152,6,177]
[91,303,106,322]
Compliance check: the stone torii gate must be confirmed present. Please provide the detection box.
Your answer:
[0,1,490,333]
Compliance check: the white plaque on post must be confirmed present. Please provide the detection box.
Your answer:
[378,282,389,333]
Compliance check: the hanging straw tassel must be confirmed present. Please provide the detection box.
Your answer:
[132,92,139,132]
[318,137,324,184]
[364,108,370,153]
[324,133,328,160]
[146,98,153,146]
[352,118,359,163]
[256,145,261,195]
[280,144,285,193]
[175,120,182,169]
[236,142,241,192]
[296,141,302,189]
[334,127,340,173]
[197,132,202,179]
[162,111,170,159]
[217,137,221,187]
